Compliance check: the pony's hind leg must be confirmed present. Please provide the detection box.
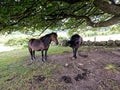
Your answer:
[28,48,34,60]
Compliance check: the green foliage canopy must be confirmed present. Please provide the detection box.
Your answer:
[0,0,120,33]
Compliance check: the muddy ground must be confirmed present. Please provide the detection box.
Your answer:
[27,47,120,90]
[44,47,120,90]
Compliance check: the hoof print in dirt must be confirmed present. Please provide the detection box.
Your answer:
[33,75,45,83]
[79,54,88,58]
[74,73,87,81]
[82,68,88,72]
[61,76,72,83]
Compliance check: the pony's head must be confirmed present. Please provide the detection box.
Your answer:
[65,40,71,46]
[50,32,59,45]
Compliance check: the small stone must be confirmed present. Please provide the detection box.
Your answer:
[65,63,69,67]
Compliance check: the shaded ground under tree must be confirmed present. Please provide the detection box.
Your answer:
[26,47,120,90]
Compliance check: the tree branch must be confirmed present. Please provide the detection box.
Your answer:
[49,0,89,4]
[48,14,120,27]
[70,14,120,27]
[38,22,53,36]
[87,15,120,27]
[94,0,120,15]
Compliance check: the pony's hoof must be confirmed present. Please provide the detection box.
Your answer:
[42,59,46,63]
[30,59,33,62]
[42,60,45,63]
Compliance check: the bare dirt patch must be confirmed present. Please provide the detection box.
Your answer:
[26,47,120,90]
[46,47,120,90]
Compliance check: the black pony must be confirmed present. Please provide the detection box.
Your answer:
[28,32,58,62]
[66,34,83,59]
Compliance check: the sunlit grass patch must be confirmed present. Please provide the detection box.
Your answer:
[0,49,29,67]
[104,64,117,70]
[104,63,120,72]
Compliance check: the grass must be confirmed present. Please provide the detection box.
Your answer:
[104,63,120,72]
[0,46,72,90]
[0,49,27,67]
[0,62,60,90]
[104,64,117,70]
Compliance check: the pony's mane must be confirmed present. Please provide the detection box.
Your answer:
[40,32,57,41]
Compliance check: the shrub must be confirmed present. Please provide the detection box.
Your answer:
[5,38,29,47]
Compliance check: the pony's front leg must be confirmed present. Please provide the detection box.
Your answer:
[28,48,34,60]
[31,51,34,60]
[33,51,36,60]
[41,50,45,62]
[73,47,78,59]
[45,50,48,61]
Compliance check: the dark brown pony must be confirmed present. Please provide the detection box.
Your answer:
[66,34,83,59]
[28,32,58,62]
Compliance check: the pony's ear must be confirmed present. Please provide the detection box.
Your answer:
[51,32,57,36]
[51,32,56,34]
